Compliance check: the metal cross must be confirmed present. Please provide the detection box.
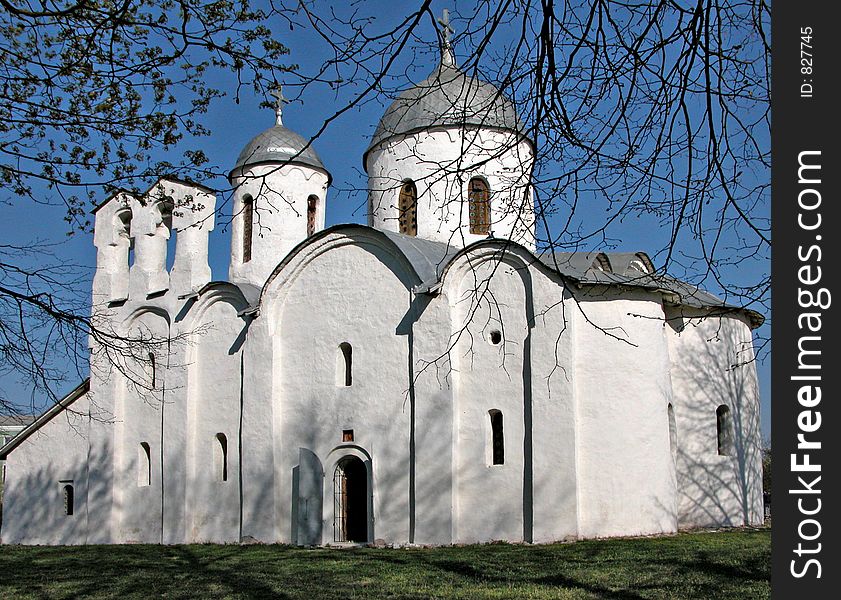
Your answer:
[437,9,455,66]
[271,85,289,126]
[437,8,454,45]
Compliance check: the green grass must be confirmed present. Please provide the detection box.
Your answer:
[0,527,769,599]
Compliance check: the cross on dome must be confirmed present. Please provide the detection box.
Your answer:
[437,8,455,67]
[271,86,289,126]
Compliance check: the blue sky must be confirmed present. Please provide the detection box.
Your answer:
[0,1,770,440]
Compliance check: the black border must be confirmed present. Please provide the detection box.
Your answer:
[771,1,838,595]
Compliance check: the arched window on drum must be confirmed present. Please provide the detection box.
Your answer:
[468,177,490,235]
[398,180,417,236]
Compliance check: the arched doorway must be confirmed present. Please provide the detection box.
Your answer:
[333,456,368,542]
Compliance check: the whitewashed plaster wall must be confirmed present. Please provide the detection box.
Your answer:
[128,196,172,296]
[86,303,126,544]
[408,287,457,545]
[449,253,529,543]
[84,386,117,544]
[238,312,279,542]
[153,180,216,294]
[114,310,169,544]
[184,293,247,542]
[263,232,422,545]
[522,266,578,543]
[92,179,217,308]
[572,287,678,539]
[443,248,578,544]
[229,164,329,289]
[367,127,535,249]
[51,178,220,545]
[1,394,91,545]
[91,293,247,545]
[665,308,763,528]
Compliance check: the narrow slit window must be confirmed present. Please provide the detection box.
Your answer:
[139,442,151,486]
[398,180,417,236]
[716,405,732,456]
[668,403,677,464]
[63,484,74,516]
[307,195,318,237]
[214,433,228,482]
[337,343,353,387]
[489,409,504,465]
[148,352,156,390]
[468,177,490,235]
[242,194,254,263]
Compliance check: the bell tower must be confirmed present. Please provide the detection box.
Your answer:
[229,87,332,288]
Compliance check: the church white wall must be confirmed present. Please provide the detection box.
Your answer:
[114,310,169,544]
[409,294,457,545]
[85,289,253,546]
[161,317,188,545]
[367,127,535,249]
[185,297,245,543]
[128,195,172,296]
[92,178,216,308]
[239,314,279,542]
[527,269,579,543]
[1,395,91,545]
[265,235,422,545]
[665,309,763,528]
[153,179,216,294]
[86,310,125,545]
[89,178,220,542]
[3,206,763,547]
[84,389,117,544]
[572,288,678,539]
[92,193,133,305]
[449,256,529,543]
[443,250,578,544]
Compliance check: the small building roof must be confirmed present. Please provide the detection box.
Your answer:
[0,379,90,460]
[0,415,36,428]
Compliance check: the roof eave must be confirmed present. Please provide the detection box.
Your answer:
[0,379,90,460]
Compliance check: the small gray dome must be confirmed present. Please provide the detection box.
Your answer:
[365,62,529,164]
[231,124,328,179]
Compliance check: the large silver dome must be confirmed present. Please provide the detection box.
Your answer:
[230,124,328,179]
[365,62,529,164]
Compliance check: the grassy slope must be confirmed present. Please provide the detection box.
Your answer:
[0,528,769,599]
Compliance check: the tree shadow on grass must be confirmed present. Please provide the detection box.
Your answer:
[0,531,770,599]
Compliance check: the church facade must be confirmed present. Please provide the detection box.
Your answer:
[0,39,764,546]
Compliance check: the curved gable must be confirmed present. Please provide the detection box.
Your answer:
[259,225,435,322]
[185,282,250,327]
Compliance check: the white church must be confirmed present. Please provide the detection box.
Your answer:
[0,27,764,546]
